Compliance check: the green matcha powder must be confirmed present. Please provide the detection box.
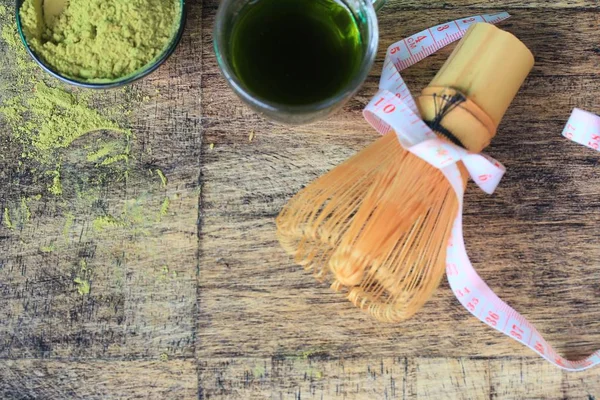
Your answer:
[20,0,181,82]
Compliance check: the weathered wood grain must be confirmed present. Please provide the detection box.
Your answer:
[199,357,407,399]
[0,359,198,399]
[488,359,563,399]
[1,0,599,398]
[411,358,491,400]
[199,356,600,399]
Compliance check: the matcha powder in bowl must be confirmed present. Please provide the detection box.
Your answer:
[17,0,185,88]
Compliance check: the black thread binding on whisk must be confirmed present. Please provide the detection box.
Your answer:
[424,92,467,148]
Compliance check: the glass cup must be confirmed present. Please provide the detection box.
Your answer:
[214,0,386,125]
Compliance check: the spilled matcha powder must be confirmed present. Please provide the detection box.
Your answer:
[0,6,184,304]
[0,12,132,197]
[20,0,181,81]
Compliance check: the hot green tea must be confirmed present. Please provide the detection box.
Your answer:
[229,0,364,106]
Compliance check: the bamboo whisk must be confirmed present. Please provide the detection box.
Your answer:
[277,134,465,322]
[277,23,534,323]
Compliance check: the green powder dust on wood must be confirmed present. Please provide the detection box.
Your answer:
[3,207,13,230]
[99,153,129,167]
[20,197,31,222]
[158,197,170,220]
[79,258,88,272]
[87,141,126,164]
[1,73,132,195]
[1,196,41,231]
[155,169,168,187]
[0,5,6,17]
[0,7,181,307]
[46,168,62,196]
[157,265,173,282]
[23,82,130,156]
[63,212,74,240]
[73,259,91,295]
[1,25,36,78]
[92,215,126,232]
[40,244,55,253]
[253,365,266,378]
[74,277,90,295]
[1,25,19,50]
[1,8,133,157]
[1,5,178,253]
[20,0,182,82]
[0,16,133,196]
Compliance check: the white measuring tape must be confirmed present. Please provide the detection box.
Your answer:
[363,13,600,371]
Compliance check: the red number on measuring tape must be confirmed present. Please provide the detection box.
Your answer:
[588,134,600,149]
[439,157,455,166]
[390,46,401,55]
[510,325,524,340]
[485,312,500,327]
[565,124,576,139]
[437,25,450,31]
[415,35,427,44]
[383,104,396,114]
[463,18,476,23]
[436,148,449,157]
[555,357,565,367]
[467,298,479,311]
[535,341,545,355]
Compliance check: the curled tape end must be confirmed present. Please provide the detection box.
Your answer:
[562,108,600,151]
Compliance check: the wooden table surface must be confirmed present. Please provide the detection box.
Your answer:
[1,0,599,398]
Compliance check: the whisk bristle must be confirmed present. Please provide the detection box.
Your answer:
[276,132,467,322]
[276,133,402,279]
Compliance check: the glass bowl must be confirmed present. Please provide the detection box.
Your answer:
[15,0,187,89]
